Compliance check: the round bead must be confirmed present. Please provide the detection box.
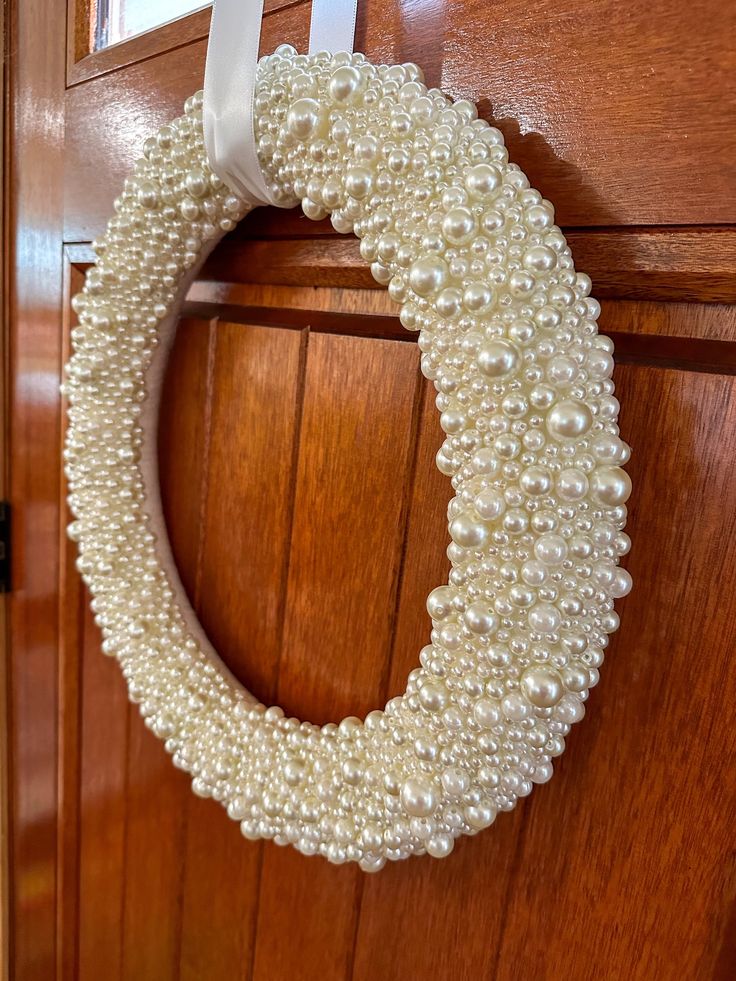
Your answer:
[590,467,632,506]
[521,666,564,707]
[409,256,448,296]
[401,777,438,817]
[286,98,323,140]
[546,400,593,439]
[477,340,519,378]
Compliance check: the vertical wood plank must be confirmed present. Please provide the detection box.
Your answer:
[7,0,66,972]
[352,377,527,981]
[116,319,213,980]
[177,322,307,980]
[491,366,736,981]
[251,332,423,981]
[76,605,128,981]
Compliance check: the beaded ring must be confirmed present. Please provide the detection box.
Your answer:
[64,46,632,870]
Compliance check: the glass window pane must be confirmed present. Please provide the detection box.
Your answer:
[93,0,208,51]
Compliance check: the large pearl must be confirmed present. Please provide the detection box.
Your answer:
[286,98,323,140]
[546,400,593,439]
[521,667,564,707]
[465,163,501,199]
[477,339,519,378]
[328,65,364,104]
[590,467,632,506]
[401,777,438,817]
[409,256,448,296]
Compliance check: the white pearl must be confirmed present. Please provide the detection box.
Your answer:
[328,65,364,103]
[473,698,500,728]
[521,666,564,707]
[474,488,505,520]
[409,256,448,296]
[449,513,489,548]
[426,834,455,858]
[528,603,561,634]
[590,467,632,506]
[477,340,519,378]
[557,468,588,501]
[441,207,476,244]
[464,601,498,635]
[546,400,593,439]
[401,777,438,817]
[535,534,568,565]
[465,163,501,199]
[286,98,323,140]
[441,767,470,796]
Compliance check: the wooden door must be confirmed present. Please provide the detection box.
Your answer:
[7,0,736,979]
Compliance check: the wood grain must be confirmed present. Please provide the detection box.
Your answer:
[177,321,306,978]
[64,0,736,240]
[8,0,736,977]
[199,229,736,304]
[6,0,66,975]
[491,366,736,980]
[251,332,423,981]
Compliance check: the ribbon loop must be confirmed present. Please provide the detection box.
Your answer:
[204,0,358,204]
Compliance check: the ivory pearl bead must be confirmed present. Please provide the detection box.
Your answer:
[441,207,476,244]
[328,65,364,103]
[409,256,448,296]
[546,400,593,439]
[287,98,323,140]
[450,513,490,548]
[590,467,632,506]
[521,667,564,708]
[557,468,589,501]
[426,834,455,859]
[401,777,438,817]
[477,339,519,378]
[465,163,501,199]
[464,602,498,635]
[474,488,506,520]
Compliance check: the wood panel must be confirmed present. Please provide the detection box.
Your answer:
[200,228,736,304]
[177,321,306,979]
[251,332,423,981]
[64,0,736,240]
[7,0,67,975]
[8,0,736,977]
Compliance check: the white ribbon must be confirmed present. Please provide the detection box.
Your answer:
[204,0,358,206]
[308,0,359,55]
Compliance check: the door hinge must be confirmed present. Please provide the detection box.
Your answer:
[0,502,10,593]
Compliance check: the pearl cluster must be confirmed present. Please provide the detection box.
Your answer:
[64,46,632,870]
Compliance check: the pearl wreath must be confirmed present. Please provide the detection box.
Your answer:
[64,46,633,870]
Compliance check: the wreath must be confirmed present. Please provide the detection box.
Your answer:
[64,45,632,870]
